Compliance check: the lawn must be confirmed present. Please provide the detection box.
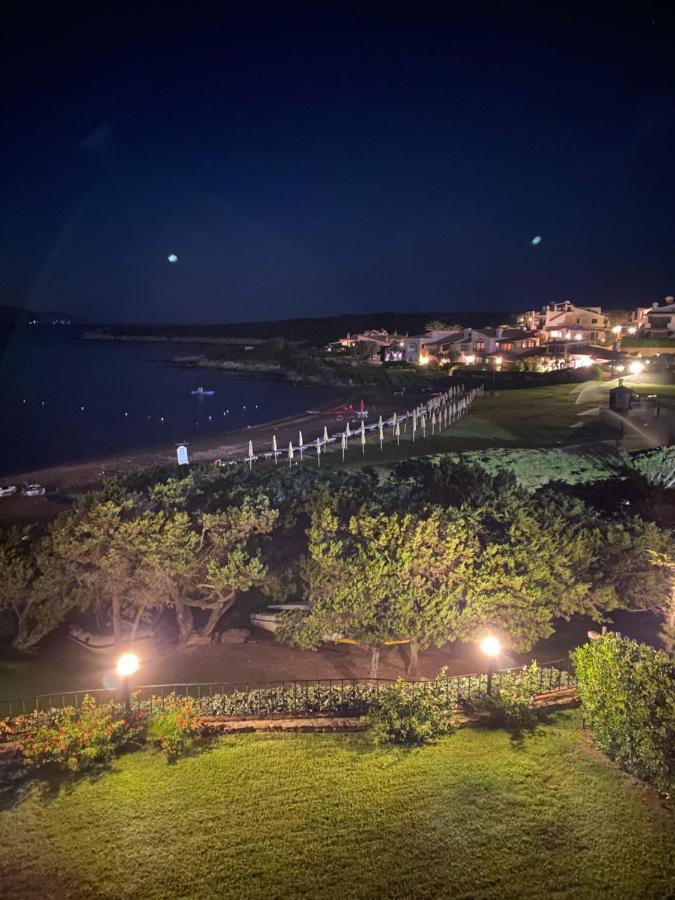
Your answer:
[319,378,675,469]
[1,712,672,899]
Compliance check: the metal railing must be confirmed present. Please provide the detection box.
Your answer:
[0,659,575,723]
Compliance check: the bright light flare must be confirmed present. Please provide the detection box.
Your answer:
[167,253,178,264]
[480,635,501,657]
[611,325,622,335]
[116,652,140,677]
[629,361,644,374]
[627,327,637,335]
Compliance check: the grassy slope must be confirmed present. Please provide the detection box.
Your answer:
[1,712,672,899]
[317,380,675,470]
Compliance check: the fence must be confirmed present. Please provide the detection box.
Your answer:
[0,660,575,724]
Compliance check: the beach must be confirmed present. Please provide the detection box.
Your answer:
[0,386,418,524]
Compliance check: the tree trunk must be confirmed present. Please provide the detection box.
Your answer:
[130,602,146,641]
[111,592,122,644]
[406,638,419,677]
[196,592,236,641]
[369,645,381,679]
[174,598,194,644]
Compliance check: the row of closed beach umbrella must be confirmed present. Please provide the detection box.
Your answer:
[242,384,484,470]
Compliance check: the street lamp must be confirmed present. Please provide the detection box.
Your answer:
[117,652,139,712]
[480,635,501,696]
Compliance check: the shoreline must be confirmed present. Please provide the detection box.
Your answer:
[0,386,413,524]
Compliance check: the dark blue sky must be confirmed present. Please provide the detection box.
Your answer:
[2,4,675,323]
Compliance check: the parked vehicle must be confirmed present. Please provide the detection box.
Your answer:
[0,485,17,498]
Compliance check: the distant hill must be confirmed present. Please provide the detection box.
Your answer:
[87,310,520,345]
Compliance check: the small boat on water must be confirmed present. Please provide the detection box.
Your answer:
[0,485,17,498]
[68,621,154,653]
[190,387,215,396]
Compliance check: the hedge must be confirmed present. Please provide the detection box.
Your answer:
[572,636,675,793]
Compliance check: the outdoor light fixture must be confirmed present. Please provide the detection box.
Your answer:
[480,635,501,696]
[117,652,139,677]
[117,652,140,711]
[629,361,644,374]
[480,636,501,657]
[574,333,582,341]
[494,356,503,366]
[611,325,622,335]
[628,327,637,335]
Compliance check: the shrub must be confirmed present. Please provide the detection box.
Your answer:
[572,635,675,793]
[365,672,454,746]
[18,695,142,773]
[466,662,543,730]
[146,694,202,759]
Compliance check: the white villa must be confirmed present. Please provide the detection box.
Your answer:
[520,301,610,342]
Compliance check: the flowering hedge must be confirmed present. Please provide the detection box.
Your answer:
[16,695,144,772]
[3,666,575,772]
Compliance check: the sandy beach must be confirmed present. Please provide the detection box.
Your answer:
[0,386,419,524]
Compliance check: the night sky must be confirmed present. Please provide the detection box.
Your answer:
[2,4,675,323]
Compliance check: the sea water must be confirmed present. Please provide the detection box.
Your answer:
[0,327,337,475]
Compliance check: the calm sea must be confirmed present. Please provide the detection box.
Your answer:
[0,328,338,475]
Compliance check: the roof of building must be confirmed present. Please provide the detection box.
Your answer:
[648,303,675,314]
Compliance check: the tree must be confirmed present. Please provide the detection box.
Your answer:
[0,527,77,650]
[36,491,279,646]
[425,320,462,333]
[282,505,477,676]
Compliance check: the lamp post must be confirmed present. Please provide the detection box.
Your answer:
[117,652,140,712]
[480,635,501,696]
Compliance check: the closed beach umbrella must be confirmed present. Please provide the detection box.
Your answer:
[316,436,321,466]
[272,433,278,464]
[431,410,436,435]
[248,440,254,470]
[421,414,426,438]
[395,418,401,446]
[288,441,294,467]
[378,415,384,450]
[323,425,329,445]
[298,430,304,460]
[341,431,347,460]
[392,413,397,440]
[345,421,351,440]
[360,420,366,455]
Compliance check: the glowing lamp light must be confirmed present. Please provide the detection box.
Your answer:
[167,253,178,264]
[627,327,637,335]
[480,635,501,658]
[611,325,622,335]
[574,333,582,341]
[117,653,139,678]
[419,355,430,366]
[615,364,625,373]
[464,354,476,364]
[494,356,503,366]
[629,361,644,375]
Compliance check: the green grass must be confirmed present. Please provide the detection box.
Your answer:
[1,712,672,899]
[317,380,675,469]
